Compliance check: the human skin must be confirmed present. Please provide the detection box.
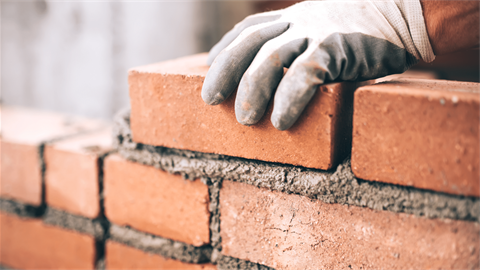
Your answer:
[421,0,479,55]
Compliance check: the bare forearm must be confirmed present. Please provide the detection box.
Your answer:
[421,0,479,55]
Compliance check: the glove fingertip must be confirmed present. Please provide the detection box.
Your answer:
[271,113,290,131]
[235,111,259,126]
[201,88,225,105]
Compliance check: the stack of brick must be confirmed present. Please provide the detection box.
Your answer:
[1,53,479,269]
[1,107,109,269]
[0,107,216,269]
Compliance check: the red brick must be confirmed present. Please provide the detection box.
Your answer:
[220,180,480,270]
[104,154,210,246]
[105,241,216,270]
[0,140,42,205]
[45,127,112,218]
[0,106,105,205]
[352,79,480,196]
[0,211,96,269]
[129,53,358,170]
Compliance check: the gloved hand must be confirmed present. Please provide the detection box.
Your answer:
[202,0,435,130]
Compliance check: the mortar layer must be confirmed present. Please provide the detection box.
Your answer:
[0,198,44,218]
[96,259,105,270]
[114,109,480,221]
[109,224,212,264]
[42,207,104,239]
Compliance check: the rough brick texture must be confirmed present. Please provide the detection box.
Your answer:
[352,79,480,196]
[106,241,216,270]
[220,180,480,270]
[129,53,358,170]
[45,127,112,218]
[0,106,105,205]
[104,154,210,246]
[0,212,96,269]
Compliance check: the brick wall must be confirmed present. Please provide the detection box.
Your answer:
[1,53,479,269]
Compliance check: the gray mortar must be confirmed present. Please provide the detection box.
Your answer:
[205,177,222,251]
[95,152,111,270]
[114,109,480,222]
[0,198,44,218]
[205,178,276,270]
[109,224,212,264]
[205,177,276,270]
[95,259,105,270]
[43,207,104,239]
[216,255,275,270]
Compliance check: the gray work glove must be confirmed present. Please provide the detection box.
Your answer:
[202,0,435,130]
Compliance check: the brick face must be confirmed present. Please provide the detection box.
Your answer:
[129,53,357,170]
[0,140,42,205]
[0,106,105,205]
[220,180,480,270]
[105,241,216,270]
[351,79,480,196]
[0,212,96,269]
[104,154,210,246]
[45,127,112,218]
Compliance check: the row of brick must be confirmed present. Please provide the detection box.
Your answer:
[1,107,210,246]
[5,140,479,269]
[0,212,214,269]
[6,153,478,269]
[0,107,215,269]
[89,137,480,269]
[2,106,479,269]
[129,53,480,197]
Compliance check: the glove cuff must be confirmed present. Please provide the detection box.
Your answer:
[372,0,436,63]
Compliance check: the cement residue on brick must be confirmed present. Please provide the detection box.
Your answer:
[0,198,44,218]
[216,255,275,270]
[43,207,104,239]
[114,110,480,221]
[109,224,212,264]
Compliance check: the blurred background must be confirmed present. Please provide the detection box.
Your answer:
[2,0,478,120]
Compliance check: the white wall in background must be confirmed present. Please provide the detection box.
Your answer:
[1,1,252,119]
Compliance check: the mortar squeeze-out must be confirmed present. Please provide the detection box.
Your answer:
[114,109,480,222]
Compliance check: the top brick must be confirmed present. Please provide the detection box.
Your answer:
[352,79,480,197]
[129,54,358,170]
